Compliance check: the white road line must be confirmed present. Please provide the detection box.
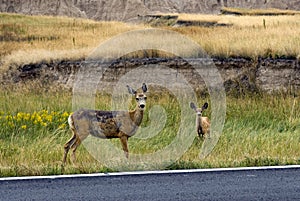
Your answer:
[1,165,300,181]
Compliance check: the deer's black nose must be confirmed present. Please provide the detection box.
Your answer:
[140,104,145,109]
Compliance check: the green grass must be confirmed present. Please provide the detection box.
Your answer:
[0,86,299,176]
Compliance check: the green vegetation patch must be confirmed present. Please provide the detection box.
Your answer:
[0,86,299,177]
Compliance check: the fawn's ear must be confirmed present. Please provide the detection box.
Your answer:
[127,85,137,95]
[202,102,208,110]
[190,102,197,111]
[142,83,147,93]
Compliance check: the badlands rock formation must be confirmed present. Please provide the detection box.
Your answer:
[0,0,86,18]
[1,0,300,21]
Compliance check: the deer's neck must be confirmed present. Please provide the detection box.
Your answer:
[129,107,144,126]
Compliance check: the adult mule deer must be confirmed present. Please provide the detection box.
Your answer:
[190,102,210,139]
[62,83,148,166]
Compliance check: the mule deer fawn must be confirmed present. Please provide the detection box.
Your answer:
[190,102,210,139]
[62,83,148,166]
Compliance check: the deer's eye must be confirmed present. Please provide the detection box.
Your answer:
[136,98,139,101]
[144,97,147,100]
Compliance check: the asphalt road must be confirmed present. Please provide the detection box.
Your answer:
[1,166,300,201]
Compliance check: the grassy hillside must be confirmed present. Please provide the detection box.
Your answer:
[1,12,300,73]
[173,13,300,59]
[0,13,140,72]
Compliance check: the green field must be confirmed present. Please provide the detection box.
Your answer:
[0,87,299,176]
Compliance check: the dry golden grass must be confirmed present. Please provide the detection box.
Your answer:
[221,7,300,16]
[0,12,142,71]
[177,13,219,23]
[1,12,300,73]
[172,14,300,58]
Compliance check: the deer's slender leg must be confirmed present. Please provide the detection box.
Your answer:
[120,135,129,158]
[70,138,81,163]
[197,126,204,138]
[62,134,77,165]
[207,129,211,139]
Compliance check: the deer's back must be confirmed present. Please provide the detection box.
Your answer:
[71,109,139,138]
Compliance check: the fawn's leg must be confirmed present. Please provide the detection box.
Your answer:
[197,126,204,139]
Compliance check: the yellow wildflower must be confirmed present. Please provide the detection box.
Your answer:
[36,115,42,123]
[59,124,67,129]
[24,113,31,121]
[45,115,53,123]
[62,112,70,118]
[6,115,13,121]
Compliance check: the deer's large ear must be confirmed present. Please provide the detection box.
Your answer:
[142,83,147,93]
[127,85,136,95]
[202,102,208,110]
[190,102,197,111]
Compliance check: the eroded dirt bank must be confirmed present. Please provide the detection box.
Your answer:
[1,57,300,94]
